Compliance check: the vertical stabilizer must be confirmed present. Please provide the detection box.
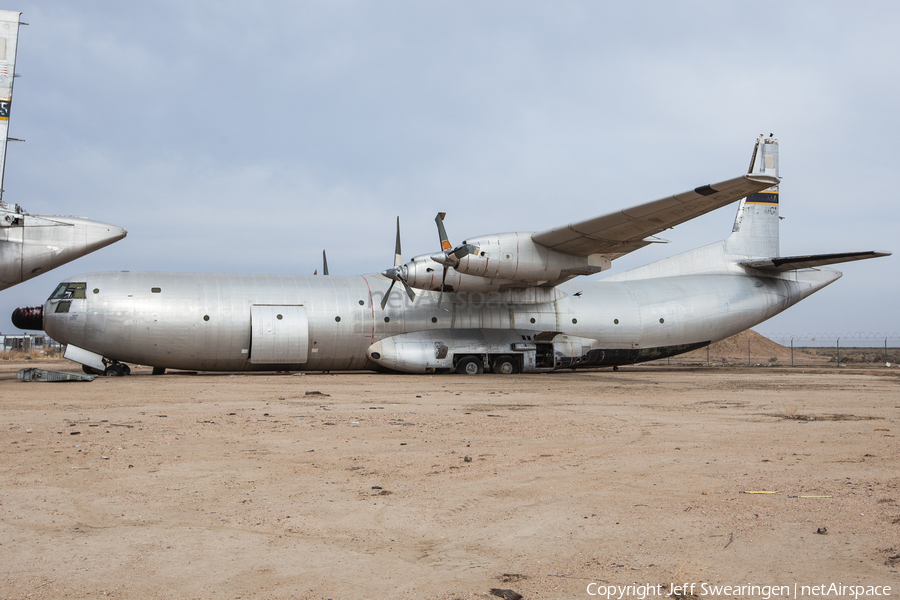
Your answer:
[0,10,20,207]
[724,134,780,257]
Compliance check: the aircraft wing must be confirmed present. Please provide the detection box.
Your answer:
[740,251,891,272]
[531,174,779,259]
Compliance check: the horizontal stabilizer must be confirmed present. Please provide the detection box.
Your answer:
[740,251,891,272]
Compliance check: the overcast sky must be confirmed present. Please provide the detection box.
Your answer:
[1,1,897,343]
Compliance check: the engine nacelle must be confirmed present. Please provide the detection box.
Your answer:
[403,255,518,293]
[367,328,603,374]
[454,232,610,283]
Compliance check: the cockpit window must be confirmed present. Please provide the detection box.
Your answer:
[50,282,87,300]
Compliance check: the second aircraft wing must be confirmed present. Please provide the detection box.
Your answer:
[531,173,779,259]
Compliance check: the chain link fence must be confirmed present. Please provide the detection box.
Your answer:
[757,332,900,367]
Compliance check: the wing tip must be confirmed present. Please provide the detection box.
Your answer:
[744,174,781,186]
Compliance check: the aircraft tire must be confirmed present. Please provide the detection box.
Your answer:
[152,367,166,375]
[105,364,126,377]
[456,356,483,375]
[613,365,619,371]
[492,355,517,375]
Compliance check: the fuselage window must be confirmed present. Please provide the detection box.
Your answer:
[50,282,86,300]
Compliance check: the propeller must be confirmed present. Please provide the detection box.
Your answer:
[380,217,416,310]
[314,250,329,275]
[430,212,477,307]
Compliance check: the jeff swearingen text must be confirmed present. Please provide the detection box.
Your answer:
[585,582,893,599]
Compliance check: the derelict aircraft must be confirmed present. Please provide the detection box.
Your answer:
[14,135,889,376]
[0,10,125,293]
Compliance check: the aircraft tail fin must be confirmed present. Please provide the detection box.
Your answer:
[724,134,780,257]
[0,10,21,207]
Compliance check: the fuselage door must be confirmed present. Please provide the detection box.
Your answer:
[249,304,308,364]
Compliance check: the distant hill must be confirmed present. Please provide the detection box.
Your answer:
[666,329,827,364]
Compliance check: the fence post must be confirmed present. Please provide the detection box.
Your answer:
[791,336,795,367]
[748,338,751,367]
[837,337,841,366]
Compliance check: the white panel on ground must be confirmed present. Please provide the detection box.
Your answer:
[249,305,308,364]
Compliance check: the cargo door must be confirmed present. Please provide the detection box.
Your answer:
[249,305,308,364]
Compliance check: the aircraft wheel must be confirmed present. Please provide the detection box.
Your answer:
[105,364,126,377]
[492,355,517,375]
[122,364,131,375]
[456,356,483,375]
[152,367,166,375]
[613,365,619,371]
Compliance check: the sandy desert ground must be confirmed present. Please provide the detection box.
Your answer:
[1,359,899,600]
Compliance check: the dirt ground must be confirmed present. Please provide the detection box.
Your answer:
[2,359,899,600]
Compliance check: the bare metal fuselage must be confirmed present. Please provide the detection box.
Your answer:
[43,263,839,372]
[1,213,126,291]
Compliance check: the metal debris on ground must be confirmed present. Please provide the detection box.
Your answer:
[816,527,828,534]
[305,391,330,396]
[17,368,98,382]
[490,589,523,600]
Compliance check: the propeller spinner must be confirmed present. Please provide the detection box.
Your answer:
[380,217,416,310]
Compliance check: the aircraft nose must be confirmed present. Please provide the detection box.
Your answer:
[21,216,127,278]
[11,305,43,330]
[81,219,127,252]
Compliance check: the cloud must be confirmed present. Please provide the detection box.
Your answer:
[2,0,896,337]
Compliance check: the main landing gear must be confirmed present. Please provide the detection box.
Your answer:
[456,356,483,375]
[455,355,520,375]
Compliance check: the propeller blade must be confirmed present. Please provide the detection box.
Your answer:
[399,277,416,303]
[435,212,452,251]
[322,250,329,276]
[380,279,396,310]
[393,216,403,267]
[437,265,448,308]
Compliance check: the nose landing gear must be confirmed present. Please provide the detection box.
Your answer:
[104,363,129,377]
[82,361,131,376]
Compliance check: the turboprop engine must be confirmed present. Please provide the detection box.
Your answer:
[390,213,613,304]
[367,328,604,374]
[453,232,611,282]
[380,214,612,300]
